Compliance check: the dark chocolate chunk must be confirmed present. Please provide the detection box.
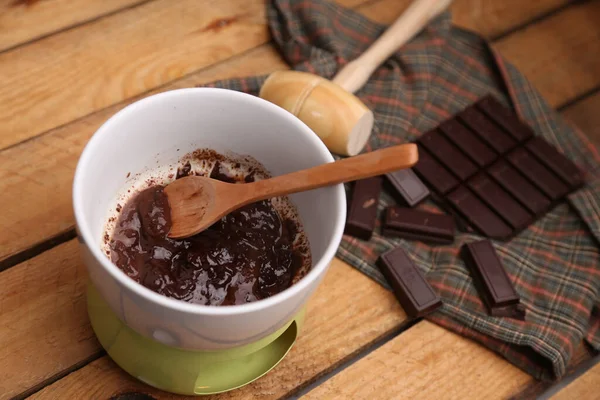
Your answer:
[489,303,527,320]
[439,119,497,167]
[383,206,454,244]
[418,130,478,180]
[413,146,460,194]
[467,172,533,231]
[475,95,534,142]
[507,147,569,200]
[525,136,584,189]
[462,240,520,313]
[378,247,442,318]
[385,169,430,207]
[488,159,551,215]
[344,177,383,240]
[458,106,517,154]
[447,186,512,239]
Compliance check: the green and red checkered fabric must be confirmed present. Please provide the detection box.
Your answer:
[203,0,600,380]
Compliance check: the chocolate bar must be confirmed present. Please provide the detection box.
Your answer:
[383,207,454,244]
[462,240,520,313]
[418,129,478,180]
[411,94,584,240]
[385,169,429,207]
[344,177,382,240]
[378,247,442,318]
[439,119,496,167]
[507,147,569,200]
[526,136,584,187]
[458,106,516,154]
[467,172,532,231]
[412,146,459,194]
[448,186,512,239]
[475,95,534,142]
[487,159,551,215]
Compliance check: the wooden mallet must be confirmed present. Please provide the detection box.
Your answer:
[259,0,452,156]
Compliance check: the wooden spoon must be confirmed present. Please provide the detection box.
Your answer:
[259,0,452,156]
[164,143,418,239]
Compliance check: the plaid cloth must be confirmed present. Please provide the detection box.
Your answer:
[204,0,600,380]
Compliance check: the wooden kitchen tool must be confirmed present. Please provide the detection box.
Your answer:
[259,0,451,156]
[165,143,418,238]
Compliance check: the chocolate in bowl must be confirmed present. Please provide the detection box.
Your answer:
[105,150,311,306]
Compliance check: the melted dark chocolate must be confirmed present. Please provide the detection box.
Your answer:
[109,162,309,306]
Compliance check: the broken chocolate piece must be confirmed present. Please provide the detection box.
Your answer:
[344,177,383,240]
[447,186,512,239]
[439,119,496,167]
[487,159,551,215]
[412,146,460,194]
[490,303,527,320]
[462,240,520,313]
[378,247,442,318]
[385,169,430,207]
[507,147,569,200]
[525,136,584,188]
[467,172,533,231]
[475,95,534,142]
[458,106,516,154]
[418,129,478,180]
[383,207,454,244]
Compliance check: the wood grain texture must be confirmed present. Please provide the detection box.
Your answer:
[0,0,574,271]
[562,91,600,147]
[0,0,375,151]
[551,361,600,400]
[0,240,98,400]
[494,0,600,109]
[0,0,270,150]
[27,258,406,400]
[451,0,569,39]
[0,0,148,52]
[301,320,533,400]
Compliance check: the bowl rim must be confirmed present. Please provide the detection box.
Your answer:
[73,87,347,316]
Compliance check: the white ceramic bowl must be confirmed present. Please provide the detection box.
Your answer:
[73,88,346,351]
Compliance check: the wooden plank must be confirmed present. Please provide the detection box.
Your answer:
[562,91,600,147]
[301,320,533,400]
[0,0,148,52]
[551,361,600,400]
[0,240,98,400]
[494,0,600,109]
[509,342,595,400]
[0,0,269,150]
[0,0,572,269]
[0,0,373,151]
[4,253,405,399]
[451,0,569,39]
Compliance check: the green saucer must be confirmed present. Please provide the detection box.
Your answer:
[87,284,305,395]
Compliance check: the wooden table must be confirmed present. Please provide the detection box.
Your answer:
[1,0,599,399]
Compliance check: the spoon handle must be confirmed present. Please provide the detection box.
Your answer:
[246,143,418,201]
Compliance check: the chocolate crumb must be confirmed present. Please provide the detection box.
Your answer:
[116,204,122,212]
[176,161,192,179]
[126,172,131,178]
